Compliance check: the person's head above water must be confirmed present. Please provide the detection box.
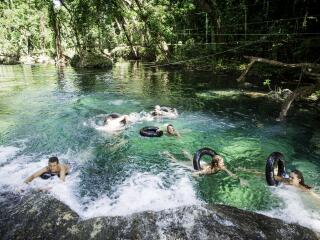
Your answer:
[211,155,225,169]
[166,124,175,135]
[48,156,59,172]
[290,169,312,189]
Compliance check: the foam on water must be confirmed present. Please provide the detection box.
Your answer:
[110,99,127,105]
[89,111,155,133]
[1,149,320,233]
[261,185,320,232]
[0,145,20,164]
[77,172,200,218]
[0,150,200,219]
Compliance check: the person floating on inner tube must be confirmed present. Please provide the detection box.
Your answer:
[162,150,238,178]
[238,165,320,200]
[276,169,320,200]
[274,169,312,189]
[24,156,70,183]
[150,105,178,118]
[104,114,129,126]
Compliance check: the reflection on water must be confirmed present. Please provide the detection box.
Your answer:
[0,62,319,230]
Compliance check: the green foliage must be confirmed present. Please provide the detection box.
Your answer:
[263,79,272,91]
[0,0,52,56]
[0,0,319,65]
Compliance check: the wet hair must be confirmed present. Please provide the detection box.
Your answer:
[49,156,59,164]
[292,169,312,189]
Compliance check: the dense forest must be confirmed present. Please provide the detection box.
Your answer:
[1,0,319,65]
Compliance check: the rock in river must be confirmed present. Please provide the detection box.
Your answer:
[0,192,318,240]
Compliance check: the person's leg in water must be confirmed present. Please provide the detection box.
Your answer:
[161,151,194,171]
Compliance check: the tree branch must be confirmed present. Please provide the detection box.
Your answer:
[276,85,318,121]
[237,56,320,82]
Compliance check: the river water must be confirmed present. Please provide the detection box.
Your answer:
[0,62,319,231]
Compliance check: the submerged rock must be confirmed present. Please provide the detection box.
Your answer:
[0,55,19,65]
[70,52,113,69]
[0,192,318,240]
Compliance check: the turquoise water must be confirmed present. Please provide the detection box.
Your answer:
[0,63,319,229]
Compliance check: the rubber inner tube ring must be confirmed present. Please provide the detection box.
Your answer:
[265,152,287,186]
[106,113,121,119]
[40,172,56,180]
[193,147,218,170]
[139,126,163,137]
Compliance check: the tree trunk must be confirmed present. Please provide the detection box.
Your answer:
[116,18,138,59]
[39,15,46,53]
[196,0,222,43]
[50,5,64,65]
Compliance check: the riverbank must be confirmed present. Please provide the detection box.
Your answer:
[0,191,318,240]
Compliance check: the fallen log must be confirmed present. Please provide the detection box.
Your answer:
[237,56,320,121]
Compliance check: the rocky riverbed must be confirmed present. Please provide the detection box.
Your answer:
[0,191,318,240]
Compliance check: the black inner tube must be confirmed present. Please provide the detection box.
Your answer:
[40,172,57,180]
[40,172,69,180]
[160,107,170,113]
[265,152,286,186]
[139,126,163,137]
[106,113,121,119]
[193,148,218,170]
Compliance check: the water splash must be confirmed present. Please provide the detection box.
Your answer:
[260,185,320,232]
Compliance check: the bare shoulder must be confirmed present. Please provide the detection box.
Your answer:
[60,164,70,172]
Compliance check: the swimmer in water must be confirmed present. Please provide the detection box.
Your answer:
[24,157,70,183]
[275,169,312,190]
[237,166,320,200]
[277,169,320,201]
[150,105,178,118]
[164,124,181,137]
[162,150,239,178]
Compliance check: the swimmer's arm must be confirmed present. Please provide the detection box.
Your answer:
[162,151,178,162]
[223,167,249,186]
[59,165,69,182]
[192,170,207,176]
[309,190,320,201]
[236,167,264,176]
[274,176,291,185]
[192,167,214,176]
[24,167,48,184]
[222,167,237,178]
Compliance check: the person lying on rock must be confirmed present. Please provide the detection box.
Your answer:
[24,156,70,183]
